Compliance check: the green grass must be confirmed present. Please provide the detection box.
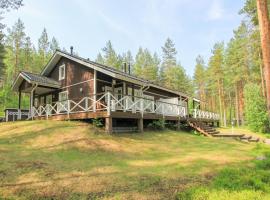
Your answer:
[0,120,269,199]
[176,146,270,200]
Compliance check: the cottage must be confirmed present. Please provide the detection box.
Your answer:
[11,49,219,133]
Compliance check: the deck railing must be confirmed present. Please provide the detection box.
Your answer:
[31,92,219,120]
[31,92,187,119]
[193,109,219,120]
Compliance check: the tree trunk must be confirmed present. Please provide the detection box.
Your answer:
[235,84,240,127]
[257,0,270,117]
[238,81,245,125]
[217,79,223,126]
[259,52,266,97]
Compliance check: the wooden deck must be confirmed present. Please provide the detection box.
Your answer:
[34,111,188,121]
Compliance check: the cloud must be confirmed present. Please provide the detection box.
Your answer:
[207,0,225,20]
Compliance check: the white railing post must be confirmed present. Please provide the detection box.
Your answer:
[46,105,48,120]
[162,103,165,118]
[194,109,197,118]
[85,97,89,111]
[67,100,70,119]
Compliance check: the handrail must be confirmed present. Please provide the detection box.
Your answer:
[193,109,220,120]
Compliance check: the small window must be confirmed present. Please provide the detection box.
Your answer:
[59,64,65,80]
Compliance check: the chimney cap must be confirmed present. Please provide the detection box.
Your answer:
[70,46,74,55]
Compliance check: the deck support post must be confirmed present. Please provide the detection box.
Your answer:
[138,118,143,133]
[177,119,181,131]
[105,117,113,134]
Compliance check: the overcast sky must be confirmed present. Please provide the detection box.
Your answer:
[3,0,245,76]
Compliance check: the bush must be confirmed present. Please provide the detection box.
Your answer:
[92,118,104,128]
[147,119,165,130]
[244,83,269,133]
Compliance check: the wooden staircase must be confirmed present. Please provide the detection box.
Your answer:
[188,121,260,142]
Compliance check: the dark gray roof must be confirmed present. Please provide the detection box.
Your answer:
[21,71,60,87]
[57,50,148,84]
[55,50,189,97]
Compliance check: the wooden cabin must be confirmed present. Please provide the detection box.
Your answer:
[12,49,219,133]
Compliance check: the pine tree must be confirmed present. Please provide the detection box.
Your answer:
[23,36,33,72]
[134,48,159,82]
[133,47,144,77]
[193,55,206,108]
[208,42,227,126]
[49,36,59,53]
[256,0,270,117]
[95,52,104,64]
[160,38,177,82]
[101,40,121,69]
[5,18,26,80]
[0,16,5,87]
[38,28,50,68]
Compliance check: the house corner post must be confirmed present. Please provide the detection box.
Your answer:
[177,118,181,131]
[138,118,144,133]
[105,117,112,134]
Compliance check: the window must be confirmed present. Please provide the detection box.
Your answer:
[59,64,65,80]
[34,98,38,107]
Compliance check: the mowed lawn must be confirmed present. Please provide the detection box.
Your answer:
[0,121,268,200]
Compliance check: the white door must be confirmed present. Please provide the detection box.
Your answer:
[58,91,68,113]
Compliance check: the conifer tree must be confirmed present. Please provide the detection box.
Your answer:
[38,28,50,68]
[193,55,206,108]
[160,38,177,82]
[49,37,59,53]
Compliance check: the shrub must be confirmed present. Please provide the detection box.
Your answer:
[92,118,104,128]
[147,119,165,130]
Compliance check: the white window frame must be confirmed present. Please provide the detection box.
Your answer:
[34,98,38,107]
[59,64,65,80]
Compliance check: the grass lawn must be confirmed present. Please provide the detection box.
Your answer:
[0,120,269,200]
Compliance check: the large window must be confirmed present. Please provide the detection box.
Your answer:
[59,64,65,80]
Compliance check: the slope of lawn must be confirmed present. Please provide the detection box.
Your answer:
[0,120,269,200]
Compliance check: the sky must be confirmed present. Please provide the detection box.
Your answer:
[2,0,245,76]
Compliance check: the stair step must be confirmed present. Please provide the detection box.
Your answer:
[205,129,217,133]
[209,131,220,135]
[240,135,252,140]
[213,133,245,138]
[248,137,260,142]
